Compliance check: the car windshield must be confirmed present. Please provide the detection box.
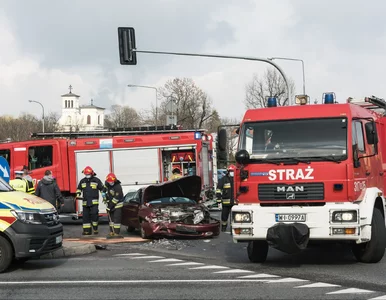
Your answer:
[148,197,196,205]
[238,117,348,162]
[0,177,13,192]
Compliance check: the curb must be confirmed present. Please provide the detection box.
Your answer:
[39,241,97,259]
[64,237,150,244]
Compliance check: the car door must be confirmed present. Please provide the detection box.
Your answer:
[124,189,142,229]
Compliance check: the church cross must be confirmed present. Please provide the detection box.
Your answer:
[69,85,73,93]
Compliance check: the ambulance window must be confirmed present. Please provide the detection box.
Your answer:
[28,146,53,170]
[0,149,10,165]
[352,121,365,153]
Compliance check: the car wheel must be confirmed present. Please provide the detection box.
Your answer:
[0,236,13,273]
[140,222,151,239]
[352,208,386,263]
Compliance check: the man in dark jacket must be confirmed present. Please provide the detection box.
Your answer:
[35,170,64,209]
[216,165,235,232]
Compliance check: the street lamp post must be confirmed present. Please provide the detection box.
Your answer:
[127,84,158,129]
[28,100,45,133]
[268,57,306,96]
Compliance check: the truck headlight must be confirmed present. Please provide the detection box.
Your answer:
[331,210,358,223]
[233,212,251,223]
[11,210,43,225]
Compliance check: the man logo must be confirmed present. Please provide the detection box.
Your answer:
[277,186,304,192]
[286,193,295,200]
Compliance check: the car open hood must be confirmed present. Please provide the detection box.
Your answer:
[143,175,202,203]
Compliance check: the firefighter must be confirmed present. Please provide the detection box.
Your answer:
[9,171,31,193]
[216,165,235,232]
[170,167,182,181]
[104,173,124,239]
[76,166,104,235]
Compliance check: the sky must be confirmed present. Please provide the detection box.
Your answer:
[1,0,386,122]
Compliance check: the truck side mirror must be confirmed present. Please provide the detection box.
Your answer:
[218,128,227,151]
[365,121,378,145]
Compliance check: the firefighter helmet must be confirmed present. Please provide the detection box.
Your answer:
[227,164,236,171]
[82,166,94,175]
[105,173,117,183]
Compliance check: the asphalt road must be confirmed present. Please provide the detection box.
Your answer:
[55,210,386,299]
[2,245,386,300]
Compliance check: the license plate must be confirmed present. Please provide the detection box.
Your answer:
[275,214,306,222]
[55,235,63,244]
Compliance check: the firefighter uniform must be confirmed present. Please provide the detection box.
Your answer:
[76,166,104,235]
[170,167,182,181]
[9,171,34,194]
[216,167,235,232]
[104,173,124,239]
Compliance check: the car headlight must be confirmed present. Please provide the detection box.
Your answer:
[233,212,251,223]
[11,210,43,225]
[331,210,358,223]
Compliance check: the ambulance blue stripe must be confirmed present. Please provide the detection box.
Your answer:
[0,202,11,209]
[4,202,20,210]
[18,206,41,211]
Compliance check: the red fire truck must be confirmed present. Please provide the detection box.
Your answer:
[218,94,386,264]
[0,126,216,219]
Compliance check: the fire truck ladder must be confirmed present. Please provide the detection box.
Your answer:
[348,95,386,115]
[31,125,207,139]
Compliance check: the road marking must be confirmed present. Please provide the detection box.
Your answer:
[213,269,254,274]
[114,253,146,256]
[266,278,308,283]
[368,295,386,300]
[166,262,204,266]
[189,265,229,270]
[327,288,374,294]
[0,279,289,285]
[130,256,165,260]
[148,258,184,263]
[238,274,280,279]
[295,282,341,288]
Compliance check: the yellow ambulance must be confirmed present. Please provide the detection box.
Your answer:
[0,177,63,273]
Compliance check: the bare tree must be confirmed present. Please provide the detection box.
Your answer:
[216,117,240,168]
[204,109,222,133]
[44,112,61,133]
[0,114,41,141]
[105,105,141,128]
[159,78,214,129]
[245,68,295,109]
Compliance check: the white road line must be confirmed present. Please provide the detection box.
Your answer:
[295,282,341,288]
[327,288,375,295]
[266,278,309,283]
[148,258,184,263]
[189,265,229,270]
[238,274,280,279]
[130,256,165,260]
[113,253,146,256]
[368,295,386,300]
[213,269,254,274]
[166,262,204,266]
[0,279,286,285]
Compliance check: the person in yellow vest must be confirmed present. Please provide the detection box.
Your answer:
[170,167,182,181]
[9,171,32,193]
[21,165,35,194]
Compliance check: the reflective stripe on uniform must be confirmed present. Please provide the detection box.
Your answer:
[222,199,231,205]
[92,199,99,205]
[83,223,91,228]
[90,182,98,189]
[223,183,231,189]
[115,202,123,209]
[82,201,87,206]
[92,222,98,227]
[113,224,121,229]
[112,198,118,204]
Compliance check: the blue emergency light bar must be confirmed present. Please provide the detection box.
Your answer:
[267,97,278,107]
[194,132,202,140]
[323,92,335,104]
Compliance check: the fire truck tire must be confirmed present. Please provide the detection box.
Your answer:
[352,208,386,263]
[61,196,76,213]
[0,236,13,273]
[247,240,269,263]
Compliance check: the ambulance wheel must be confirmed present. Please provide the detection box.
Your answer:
[352,208,386,263]
[0,236,13,273]
[61,196,76,213]
[247,240,269,263]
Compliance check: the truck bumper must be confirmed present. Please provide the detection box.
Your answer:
[5,221,63,258]
[231,203,371,245]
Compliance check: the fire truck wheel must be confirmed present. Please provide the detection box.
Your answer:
[352,208,386,263]
[61,196,76,213]
[247,240,269,263]
[126,226,136,233]
[0,236,13,273]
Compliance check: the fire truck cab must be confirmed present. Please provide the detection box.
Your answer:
[0,126,216,219]
[218,93,386,264]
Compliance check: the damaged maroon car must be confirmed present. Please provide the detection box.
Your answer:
[121,175,220,239]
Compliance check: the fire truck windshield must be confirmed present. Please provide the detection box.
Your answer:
[0,177,13,192]
[238,117,347,162]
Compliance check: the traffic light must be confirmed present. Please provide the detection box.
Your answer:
[118,27,137,65]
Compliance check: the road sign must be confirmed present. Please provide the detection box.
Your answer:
[166,115,177,125]
[165,99,177,113]
[0,157,10,183]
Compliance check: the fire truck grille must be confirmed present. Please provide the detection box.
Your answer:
[258,183,324,201]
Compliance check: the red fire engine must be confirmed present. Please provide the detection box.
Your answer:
[0,126,215,219]
[218,93,386,264]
